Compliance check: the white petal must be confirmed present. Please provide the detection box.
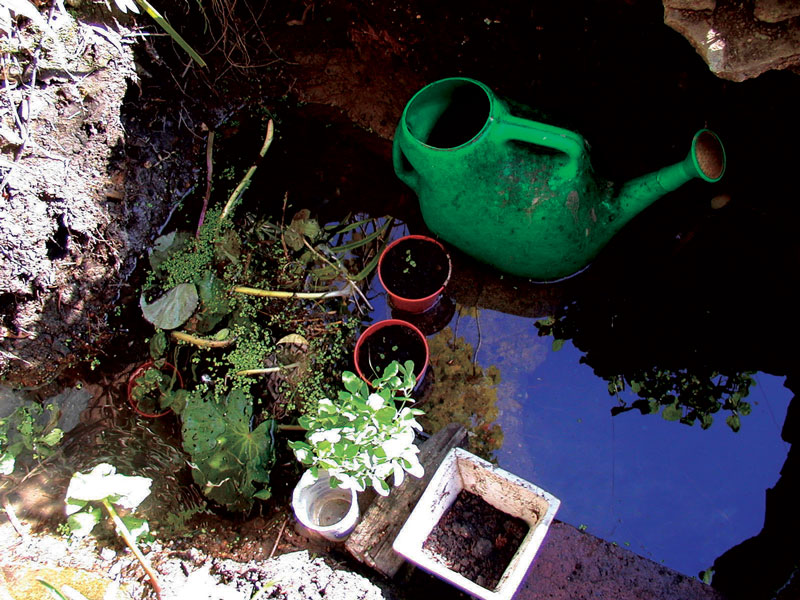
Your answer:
[392,462,405,487]
[366,393,385,410]
[404,455,424,479]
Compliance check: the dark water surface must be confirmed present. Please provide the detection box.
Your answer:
[365,224,791,580]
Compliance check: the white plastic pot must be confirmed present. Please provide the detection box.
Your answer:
[393,447,560,600]
[292,470,360,542]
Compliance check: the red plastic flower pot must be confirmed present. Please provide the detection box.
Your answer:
[378,235,452,314]
[126,360,183,418]
[354,319,429,387]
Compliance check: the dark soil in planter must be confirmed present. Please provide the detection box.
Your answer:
[422,490,529,590]
[356,323,427,380]
[381,238,450,299]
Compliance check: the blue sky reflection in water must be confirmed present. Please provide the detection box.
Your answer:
[446,308,791,579]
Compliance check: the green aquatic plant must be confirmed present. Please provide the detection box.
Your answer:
[0,400,63,476]
[135,121,393,510]
[289,361,425,496]
[179,389,276,511]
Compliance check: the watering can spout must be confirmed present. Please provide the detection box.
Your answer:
[614,129,726,227]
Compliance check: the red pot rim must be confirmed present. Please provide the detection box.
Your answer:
[126,360,182,418]
[378,235,452,310]
[353,319,429,386]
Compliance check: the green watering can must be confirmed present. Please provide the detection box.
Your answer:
[392,77,726,280]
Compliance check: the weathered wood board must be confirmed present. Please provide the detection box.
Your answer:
[344,423,467,577]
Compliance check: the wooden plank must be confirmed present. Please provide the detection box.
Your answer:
[345,423,467,577]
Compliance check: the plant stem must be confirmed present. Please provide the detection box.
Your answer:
[236,363,300,376]
[220,120,274,221]
[276,424,305,431]
[134,0,207,67]
[171,331,234,348]
[196,130,215,236]
[101,499,162,600]
[233,286,351,300]
[2,497,29,542]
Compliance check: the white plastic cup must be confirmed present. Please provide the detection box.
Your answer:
[292,470,359,541]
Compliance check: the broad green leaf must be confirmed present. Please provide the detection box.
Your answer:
[140,283,198,330]
[371,476,390,496]
[64,497,87,516]
[149,330,167,359]
[66,463,152,510]
[181,390,275,511]
[121,516,150,543]
[375,406,397,425]
[552,338,565,351]
[41,428,63,447]
[342,371,362,394]
[381,362,399,379]
[67,508,102,537]
[253,489,272,500]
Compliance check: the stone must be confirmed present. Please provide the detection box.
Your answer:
[664,1,800,81]
[664,0,716,11]
[754,0,800,23]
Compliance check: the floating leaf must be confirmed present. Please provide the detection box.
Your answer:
[140,283,198,330]
[661,403,683,421]
[148,231,191,271]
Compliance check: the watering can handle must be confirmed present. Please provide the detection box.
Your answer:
[393,139,421,192]
[496,115,585,180]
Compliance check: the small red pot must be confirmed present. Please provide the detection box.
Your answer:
[378,235,452,314]
[126,360,183,418]
[354,319,429,386]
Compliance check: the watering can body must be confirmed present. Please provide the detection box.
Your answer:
[393,78,726,280]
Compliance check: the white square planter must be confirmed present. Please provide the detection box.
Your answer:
[393,447,560,600]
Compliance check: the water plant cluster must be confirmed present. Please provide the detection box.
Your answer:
[0,400,63,476]
[133,122,393,510]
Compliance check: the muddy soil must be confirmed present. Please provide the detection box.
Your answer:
[423,490,528,590]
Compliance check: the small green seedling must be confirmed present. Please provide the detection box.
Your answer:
[64,463,161,600]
